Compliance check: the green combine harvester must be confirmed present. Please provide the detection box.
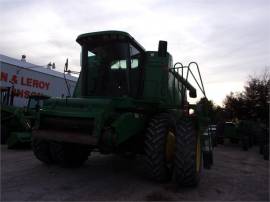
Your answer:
[218,121,255,151]
[32,31,211,186]
[1,86,47,148]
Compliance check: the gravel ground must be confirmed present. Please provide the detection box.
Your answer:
[1,143,269,201]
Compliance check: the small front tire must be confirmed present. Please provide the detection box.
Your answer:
[50,141,90,168]
[32,137,54,164]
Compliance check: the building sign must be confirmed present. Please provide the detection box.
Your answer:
[1,71,50,98]
[0,61,77,107]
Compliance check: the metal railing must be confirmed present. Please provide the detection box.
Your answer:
[169,62,206,101]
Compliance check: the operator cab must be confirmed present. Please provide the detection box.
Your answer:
[76,31,145,98]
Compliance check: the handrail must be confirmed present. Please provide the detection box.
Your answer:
[169,62,206,100]
[188,62,206,97]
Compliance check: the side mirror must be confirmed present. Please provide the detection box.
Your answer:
[189,90,197,98]
[158,40,167,57]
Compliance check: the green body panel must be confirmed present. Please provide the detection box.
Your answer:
[111,113,145,145]
[41,97,112,138]
[143,52,182,106]
[42,98,111,118]
[142,52,168,101]
[40,96,157,142]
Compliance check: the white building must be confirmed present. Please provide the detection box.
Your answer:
[0,54,78,107]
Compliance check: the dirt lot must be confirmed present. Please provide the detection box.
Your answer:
[1,143,269,201]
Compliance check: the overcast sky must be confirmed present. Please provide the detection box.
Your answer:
[1,0,269,105]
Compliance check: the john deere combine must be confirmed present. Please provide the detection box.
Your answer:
[32,31,209,186]
[1,86,48,148]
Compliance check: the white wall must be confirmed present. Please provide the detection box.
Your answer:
[0,62,77,107]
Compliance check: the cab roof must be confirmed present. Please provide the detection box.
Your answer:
[76,30,145,53]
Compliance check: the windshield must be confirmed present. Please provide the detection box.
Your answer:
[79,41,142,97]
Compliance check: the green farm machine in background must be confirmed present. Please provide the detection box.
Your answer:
[217,120,269,159]
[32,31,212,186]
[216,121,252,150]
[0,86,48,148]
[1,86,31,148]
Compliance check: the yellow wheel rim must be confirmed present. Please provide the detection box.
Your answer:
[196,136,201,172]
[165,131,176,162]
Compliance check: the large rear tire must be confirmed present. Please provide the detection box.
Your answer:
[173,119,201,187]
[144,113,177,182]
[50,141,90,168]
[32,137,54,164]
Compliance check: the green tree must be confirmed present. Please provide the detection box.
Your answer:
[223,70,269,124]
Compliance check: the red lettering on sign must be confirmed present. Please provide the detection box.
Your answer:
[39,81,45,89]
[10,75,18,84]
[0,72,8,82]
[10,87,46,99]
[15,88,24,98]
[44,82,50,90]
[21,77,26,86]
[26,78,32,86]
[32,80,39,88]
[4,73,51,94]
[24,90,30,98]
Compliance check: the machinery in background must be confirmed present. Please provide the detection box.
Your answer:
[1,86,49,148]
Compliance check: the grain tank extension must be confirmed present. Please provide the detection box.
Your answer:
[32,31,209,186]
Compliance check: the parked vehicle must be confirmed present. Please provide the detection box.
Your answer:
[1,86,48,148]
[32,31,211,186]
